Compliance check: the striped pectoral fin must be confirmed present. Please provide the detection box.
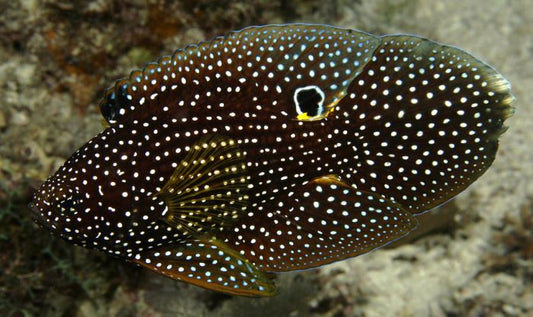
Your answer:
[156,135,249,235]
[226,175,417,272]
[134,235,277,297]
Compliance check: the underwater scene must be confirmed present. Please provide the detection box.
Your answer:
[0,0,531,316]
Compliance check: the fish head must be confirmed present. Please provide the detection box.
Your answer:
[28,133,134,252]
[30,129,186,257]
[30,166,87,244]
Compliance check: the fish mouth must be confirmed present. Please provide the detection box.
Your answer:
[28,200,49,228]
[29,191,60,231]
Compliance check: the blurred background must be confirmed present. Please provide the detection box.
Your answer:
[0,0,531,316]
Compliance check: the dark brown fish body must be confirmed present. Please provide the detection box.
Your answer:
[31,24,514,296]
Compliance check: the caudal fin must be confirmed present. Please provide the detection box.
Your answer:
[336,35,514,213]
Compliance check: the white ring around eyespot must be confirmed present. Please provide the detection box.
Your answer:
[293,85,326,116]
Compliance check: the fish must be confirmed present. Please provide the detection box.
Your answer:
[30,24,514,297]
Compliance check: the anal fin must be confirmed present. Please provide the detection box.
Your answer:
[134,235,277,297]
[223,175,418,271]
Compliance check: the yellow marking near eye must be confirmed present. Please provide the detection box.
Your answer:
[296,112,311,120]
[295,99,339,122]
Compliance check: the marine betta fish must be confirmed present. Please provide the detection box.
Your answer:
[31,24,514,296]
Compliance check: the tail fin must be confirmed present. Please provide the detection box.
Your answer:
[336,35,514,213]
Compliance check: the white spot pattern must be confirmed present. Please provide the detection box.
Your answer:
[31,24,514,295]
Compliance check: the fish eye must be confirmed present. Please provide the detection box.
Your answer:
[53,195,80,215]
[293,85,326,119]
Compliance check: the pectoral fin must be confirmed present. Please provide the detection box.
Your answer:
[156,135,249,235]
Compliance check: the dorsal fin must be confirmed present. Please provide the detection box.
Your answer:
[98,24,381,125]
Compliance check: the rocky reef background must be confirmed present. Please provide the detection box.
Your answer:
[0,0,531,316]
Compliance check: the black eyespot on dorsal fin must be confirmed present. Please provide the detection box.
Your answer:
[293,85,326,120]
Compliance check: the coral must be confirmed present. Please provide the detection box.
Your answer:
[485,198,533,278]
[446,198,533,316]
